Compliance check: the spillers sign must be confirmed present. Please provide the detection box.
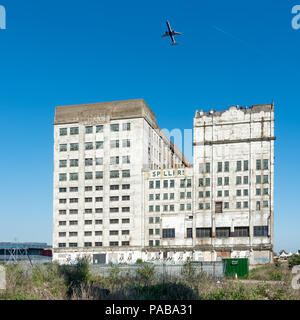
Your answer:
[148,168,186,178]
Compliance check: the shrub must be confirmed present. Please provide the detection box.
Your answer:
[181,260,196,282]
[136,263,155,285]
[288,255,300,269]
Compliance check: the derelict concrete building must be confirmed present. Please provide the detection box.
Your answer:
[52,99,275,265]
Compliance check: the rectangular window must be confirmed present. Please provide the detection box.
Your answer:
[70,143,79,151]
[256,160,261,170]
[84,231,92,236]
[234,227,249,237]
[70,159,78,167]
[95,186,103,191]
[59,243,66,248]
[70,127,79,135]
[110,170,119,178]
[109,242,119,247]
[85,142,93,150]
[237,161,242,171]
[122,184,130,190]
[170,204,174,211]
[162,228,175,239]
[236,202,241,209]
[263,200,268,208]
[205,162,210,173]
[95,219,103,224]
[263,159,269,170]
[217,177,222,186]
[110,124,119,132]
[85,126,93,134]
[96,157,103,165]
[69,243,78,248]
[110,219,119,224]
[256,188,261,196]
[254,226,268,237]
[196,228,212,238]
[110,184,119,190]
[224,190,229,197]
[85,209,92,214]
[256,175,261,184]
[59,128,67,136]
[110,230,119,236]
[263,175,269,183]
[85,172,93,180]
[215,201,223,213]
[110,156,119,165]
[110,208,119,213]
[122,155,130,164]
[85,158,93,166]
[59,144,67,152]
[96,171,103,179]
[224,202,229,209]
[243,176,248,184]
[59,160,67,168]
[59,173,67,181]
[95,242,103,247]
[236,176,242,185]
[205,178,210,186]
[217,190,222,197]
[123,122,131,131]
[256,201,261,211]
[243,201,248,208]
[59,199,67,204]
[187,228,193,238]
[69,173,78,181]
[95,197,103,202]
[84,220,92,225]
[217,162,222,172]
[122,230,130,235]
[96,125,103,133]
[96,141,104,149]
[70,220,78,225]
[59,210,66,215]
[122,241,130,246]
[216,227,230,238]
[111,140,119,148]
[263,188,268,195]
[122,139,130,148]
[237,189,241,196]
[122,207,130,213]
[122,195,130,201]
[122,170,130,178]
[59,188,67,193]
[224,177,229,186]
[170,180,175,188]
[244,160,248,171]
[224,161,229,172]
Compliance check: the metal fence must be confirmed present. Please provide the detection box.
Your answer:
[90,262,224,279]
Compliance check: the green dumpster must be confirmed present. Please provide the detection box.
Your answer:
[223,258,249,278]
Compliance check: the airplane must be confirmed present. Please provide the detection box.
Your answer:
[162,20,183,45]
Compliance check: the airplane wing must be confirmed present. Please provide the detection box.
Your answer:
[172,31,183,35]
[162,31,170,37]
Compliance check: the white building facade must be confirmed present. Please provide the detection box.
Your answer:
[52,100,275,265]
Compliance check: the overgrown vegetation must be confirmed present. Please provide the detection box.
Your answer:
[0,259,299,300]
[288,255,300,269]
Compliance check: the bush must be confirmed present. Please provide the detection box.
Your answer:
[288,255,300,269]
[136,263,155,285]
[181,261,196,282]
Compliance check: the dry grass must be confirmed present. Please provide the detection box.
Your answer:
[0,260,299,300]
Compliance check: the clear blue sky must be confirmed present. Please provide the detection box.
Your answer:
[0,0,299,253]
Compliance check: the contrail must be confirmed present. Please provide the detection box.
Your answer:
[211,25,261,54]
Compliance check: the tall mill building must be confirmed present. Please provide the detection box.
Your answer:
[53,99,275,265]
